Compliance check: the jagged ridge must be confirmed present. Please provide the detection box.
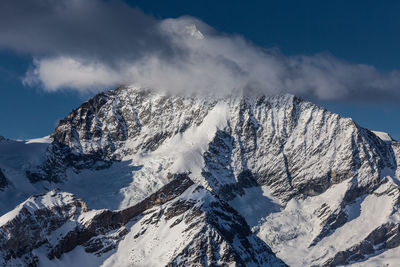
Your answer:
[0,173,286,266]
[0,86,399,266]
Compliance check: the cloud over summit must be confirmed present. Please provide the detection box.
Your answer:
[1,0,400,103]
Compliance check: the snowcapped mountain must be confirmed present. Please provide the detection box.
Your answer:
[0,86,400,266]
[0,174,285,266]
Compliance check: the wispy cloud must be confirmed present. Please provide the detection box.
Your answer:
[2,0,400,102]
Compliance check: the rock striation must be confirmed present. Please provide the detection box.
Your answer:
[0,86,399,266]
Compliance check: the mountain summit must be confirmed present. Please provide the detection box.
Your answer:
[0,86,399,266]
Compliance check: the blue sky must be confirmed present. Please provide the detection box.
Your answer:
[0,0,400,140]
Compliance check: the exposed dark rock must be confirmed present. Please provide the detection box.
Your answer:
[0,172,286,266]
[1,87,400,266]
[48,173,194,259]
[323,223,400,266]
[26,140,113,183]
[167,195,287,267]
[0,169,8,190]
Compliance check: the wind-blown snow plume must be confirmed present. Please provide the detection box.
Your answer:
[1,0,400,102]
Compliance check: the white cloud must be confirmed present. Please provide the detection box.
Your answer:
[23,57,123,91]
[1,1,397,102]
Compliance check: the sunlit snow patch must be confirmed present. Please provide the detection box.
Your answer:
[372,130,393,142]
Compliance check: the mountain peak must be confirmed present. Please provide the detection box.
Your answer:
[0,85,399,266]
[184,24,205,40]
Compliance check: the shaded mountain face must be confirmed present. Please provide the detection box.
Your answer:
[0,86,399,266]
[0,174,286,267]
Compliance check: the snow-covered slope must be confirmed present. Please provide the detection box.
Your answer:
[1,86,400,266]
[0,136,52,213]
[372,130,394,142]
[0,174,285,267]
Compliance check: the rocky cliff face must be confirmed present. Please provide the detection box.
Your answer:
[0,174,286,267]
[53,87,215,158]
[32,86,396,199]
[0,86,399,266]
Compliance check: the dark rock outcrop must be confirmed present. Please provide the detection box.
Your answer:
[0,169,8,190]
[0,173,286,266]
